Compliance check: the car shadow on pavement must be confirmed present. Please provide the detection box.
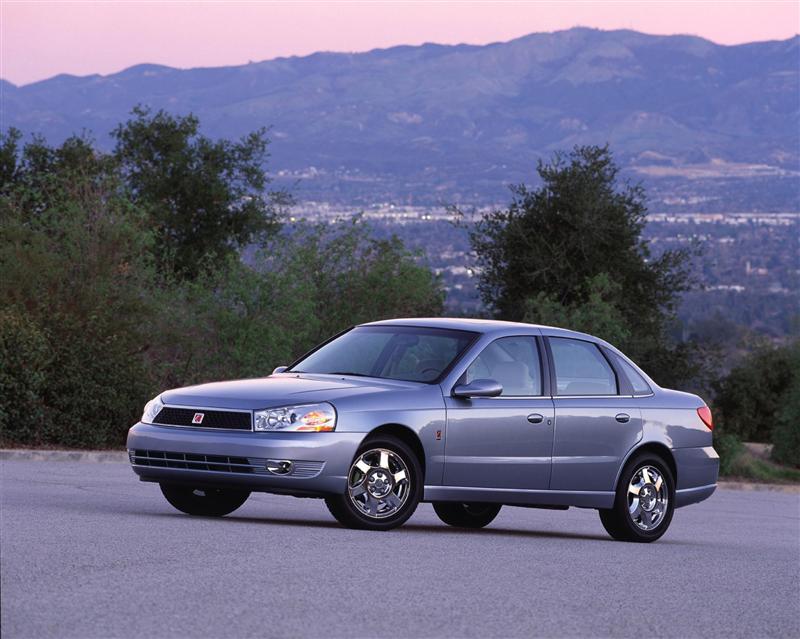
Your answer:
[402,523,613,542]
[133,510,614,542]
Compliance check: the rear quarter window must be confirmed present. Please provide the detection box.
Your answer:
[608,351,652,395]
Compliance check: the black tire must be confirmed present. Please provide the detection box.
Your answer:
[160,483,250,517]
[433,502,502,529]
[599,453,675,543]
[325,436,423,531]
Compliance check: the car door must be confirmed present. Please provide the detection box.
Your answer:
[443,335,555,490]
[546,336,643,492]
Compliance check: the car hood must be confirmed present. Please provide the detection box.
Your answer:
[159,373,421,410]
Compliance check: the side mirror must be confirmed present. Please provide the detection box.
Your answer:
[452,379,503,399]
[272,366,289,375]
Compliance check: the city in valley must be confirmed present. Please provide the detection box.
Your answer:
[288,203,799,343]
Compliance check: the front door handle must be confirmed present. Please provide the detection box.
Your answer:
[615,413,631,423]
[527,413,544,424]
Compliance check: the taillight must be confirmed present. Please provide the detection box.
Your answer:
[697,406,713,430]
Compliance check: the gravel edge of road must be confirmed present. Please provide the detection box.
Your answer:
[1,448,128,463]
[716,479,800,494]
[3,448,799,494]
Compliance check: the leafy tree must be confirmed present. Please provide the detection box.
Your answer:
[0,128,22,191]
[522,273,631,347]
[112,106,286,278]
[1,131,116,223]
[468,145,695,386]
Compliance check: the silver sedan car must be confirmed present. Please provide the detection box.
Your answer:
[127,318,719,542]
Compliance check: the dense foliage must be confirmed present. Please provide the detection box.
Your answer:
[0,116,443,447]
[713,341,799,467]
[0,132,157,445]
[468,145,701,389]
[148,220,444,391]
[0,124,796,470]
[772,377,800,467]
[521,273,631,349]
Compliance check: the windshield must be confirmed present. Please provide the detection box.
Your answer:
[289,325,478,383]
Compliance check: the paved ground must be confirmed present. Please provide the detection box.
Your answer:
[1,460,798,638]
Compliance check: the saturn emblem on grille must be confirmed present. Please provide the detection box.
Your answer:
[192,413,205,424]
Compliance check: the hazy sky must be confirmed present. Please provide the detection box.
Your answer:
[2,1,798,85]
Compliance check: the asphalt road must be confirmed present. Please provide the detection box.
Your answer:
[2,460,798,639]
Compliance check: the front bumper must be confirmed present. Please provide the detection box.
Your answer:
[127,422,364,496]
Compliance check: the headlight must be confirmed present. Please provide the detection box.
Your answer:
[141,396,164,424]
[254,402,336,432]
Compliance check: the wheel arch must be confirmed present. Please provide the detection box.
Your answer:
[615,441,677,490]
[364,423,426,480]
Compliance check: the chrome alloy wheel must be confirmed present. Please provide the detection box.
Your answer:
[347,448,411,519]
[627,465,669,531]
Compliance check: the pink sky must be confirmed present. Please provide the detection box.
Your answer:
[2,1,798,85]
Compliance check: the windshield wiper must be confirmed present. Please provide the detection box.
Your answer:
[328,371,372,377]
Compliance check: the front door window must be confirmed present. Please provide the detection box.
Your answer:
[464,336,542,396]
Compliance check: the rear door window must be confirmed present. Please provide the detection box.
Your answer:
[549,337,618,396]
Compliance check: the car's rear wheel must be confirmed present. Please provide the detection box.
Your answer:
[325,436,422,531]
[160,483,250,517]
[433,502,502,528]
[599,453,675,542]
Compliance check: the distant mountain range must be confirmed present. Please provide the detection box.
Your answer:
[3,28,799,210]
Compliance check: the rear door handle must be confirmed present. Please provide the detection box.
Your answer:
[527,413,544,424]
[615,413,630,423]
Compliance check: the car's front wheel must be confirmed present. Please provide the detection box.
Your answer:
[599,453,675,542]
[433,502,502,528]
[160,483,250,517]
[325,436,422,531]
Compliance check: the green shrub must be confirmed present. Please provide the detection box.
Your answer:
[143,257,320,389]
[0,311,152,449]
[147,220,445,390]
[713,430,744,476]
[262,219,444,343]
[771,379,800,467]
[726,452,800,483]
[0,310,51,444]
[713,341,799,442]
[1,133,161,447]
[36,313,152,448]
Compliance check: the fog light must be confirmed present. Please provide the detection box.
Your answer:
[266,459,293,475]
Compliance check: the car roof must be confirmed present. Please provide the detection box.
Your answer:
[361,317,601,342]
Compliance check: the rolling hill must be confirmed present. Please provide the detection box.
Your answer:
[3,28,798,210]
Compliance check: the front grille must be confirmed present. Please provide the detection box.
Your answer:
[130,450,255,473]
[287,460,327,478]
[153,407,251,430]
[129,450,325,478]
